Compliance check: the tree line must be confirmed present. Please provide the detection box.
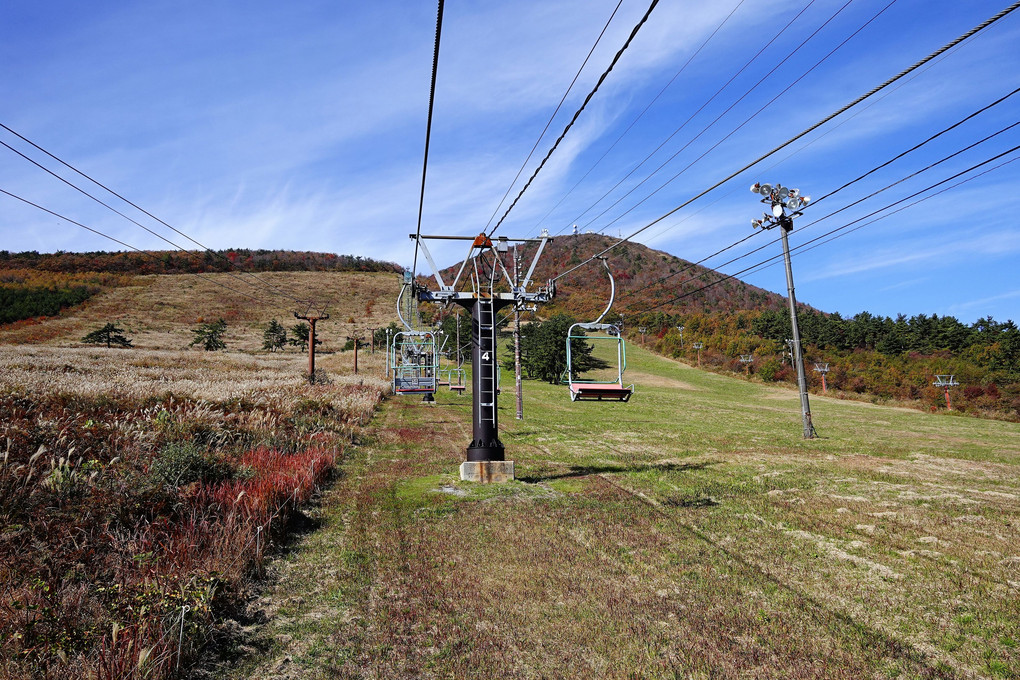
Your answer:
[0,249,402,275]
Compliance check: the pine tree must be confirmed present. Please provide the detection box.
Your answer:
[289,322,321,352]
[189,319,227,351]
[515,314,609,384]
[262,319,287,352]
[81,322,133,348]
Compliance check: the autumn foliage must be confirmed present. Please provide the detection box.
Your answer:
[0,380,384,679]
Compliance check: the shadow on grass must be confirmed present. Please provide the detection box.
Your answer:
[519,460,717,483]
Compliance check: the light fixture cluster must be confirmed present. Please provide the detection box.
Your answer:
[749,182,810,229]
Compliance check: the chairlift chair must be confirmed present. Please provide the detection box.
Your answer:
[390,330,439,396]
[563,258,634,402]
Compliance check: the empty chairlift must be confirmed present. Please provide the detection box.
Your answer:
[564,258,634,402]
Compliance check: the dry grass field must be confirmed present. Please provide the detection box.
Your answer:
[0,271,396,679]
[0,270,399,352]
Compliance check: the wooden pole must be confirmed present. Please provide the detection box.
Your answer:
[294,312,329,383]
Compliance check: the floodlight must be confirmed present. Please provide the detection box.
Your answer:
[772,203,784,218]
[788,188,799,198]
[787,197,802,210]
[751,219,762,229]
[759,183,772,196]
[777,187,789,199]
[750,182,760,193]
[801,196,811,204]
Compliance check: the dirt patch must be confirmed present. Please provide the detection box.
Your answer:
[627,370,701,390]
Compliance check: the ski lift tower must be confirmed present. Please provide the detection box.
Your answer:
[933,374,960,410]
[693,341,704,366]
[814,362,830,393]
[412,232,553,482]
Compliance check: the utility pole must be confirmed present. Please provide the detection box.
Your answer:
[677,325,685,349]
[513,247,524,421]
[347,333,362,375]
[751,181,816,439]
[693,341,703,366]
[814,362,830,393]
[639,326,647,346]
[294,311,328,384]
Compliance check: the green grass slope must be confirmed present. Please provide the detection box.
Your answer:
[231,343,1020,679]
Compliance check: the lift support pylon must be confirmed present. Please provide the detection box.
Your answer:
[412,232,553,480]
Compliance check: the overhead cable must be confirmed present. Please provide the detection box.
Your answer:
[483,0,626,232]
[620,86,1020,299]
[537,0,759,237]
[487,0,661,237]
[565,0,829,237]
[548,0,1020,284]
[585,0,891,237]
[412,0,445,277]
[0,124,312,307]
[0,187,298,316]
[747,155,1020,279]
[0,138,315,308]
[631,145,1020,314]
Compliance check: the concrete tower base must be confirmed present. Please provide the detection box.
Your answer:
[460,460,515,483]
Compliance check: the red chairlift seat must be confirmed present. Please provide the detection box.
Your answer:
[569,381,633,402]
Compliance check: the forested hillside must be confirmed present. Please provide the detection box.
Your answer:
[628,309,1020,420]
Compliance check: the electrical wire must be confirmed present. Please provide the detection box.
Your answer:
[547,0,1020,285]
[635,33,977,248]
[618,86,1020,300]
[536,0,761,238]
[746,155,1020,279]
[411,0,446,278]
[809,85,1020,208]
[557,0,828,237]
[0,186,298,316]
[630,144,1020,315]
[629,127,1020,309]
[584,0,893,237]
[0,138,318,310]
[487,0,661,238]
[483,0,626,233]
[0,124,315,308]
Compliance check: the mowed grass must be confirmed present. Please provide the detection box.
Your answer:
[233,342,1020,679]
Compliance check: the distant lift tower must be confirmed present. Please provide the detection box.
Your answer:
[412,232,553,481]
[813,362,830,393]
[933,374,960,410]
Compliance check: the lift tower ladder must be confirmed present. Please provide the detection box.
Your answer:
[477,296,498,424]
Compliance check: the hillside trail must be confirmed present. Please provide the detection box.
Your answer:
[222,392,967,679]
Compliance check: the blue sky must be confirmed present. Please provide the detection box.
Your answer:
[1,0,1018,324]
